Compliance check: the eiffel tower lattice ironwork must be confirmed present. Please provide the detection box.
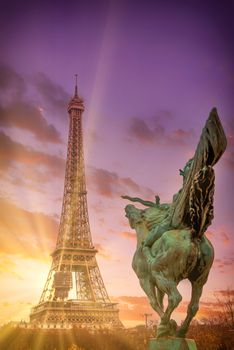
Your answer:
[30,78,122,329]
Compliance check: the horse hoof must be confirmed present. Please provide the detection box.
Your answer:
[157,319,177,338]
[156,323,170,338]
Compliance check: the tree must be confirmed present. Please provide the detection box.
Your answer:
[214,288,234,328]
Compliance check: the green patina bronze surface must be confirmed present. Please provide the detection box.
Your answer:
[122,108,227,345]
[148,337,197,350]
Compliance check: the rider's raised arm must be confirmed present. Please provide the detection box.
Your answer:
[121,195,157,207]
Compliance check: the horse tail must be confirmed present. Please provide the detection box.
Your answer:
[189,165,215,239]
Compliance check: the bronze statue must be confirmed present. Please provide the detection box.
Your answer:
[122,108,227,347]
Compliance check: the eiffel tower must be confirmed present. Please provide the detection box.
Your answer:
[30,77,122,329]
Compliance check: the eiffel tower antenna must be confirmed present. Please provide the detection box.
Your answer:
[30,78,122,329]
[74,74,78,97]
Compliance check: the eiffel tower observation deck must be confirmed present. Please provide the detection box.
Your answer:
[30,77,122,329]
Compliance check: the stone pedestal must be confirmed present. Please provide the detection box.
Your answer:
[148,337,197,350]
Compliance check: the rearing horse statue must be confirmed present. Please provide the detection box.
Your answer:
[122,108,227,339]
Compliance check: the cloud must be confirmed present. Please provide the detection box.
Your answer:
[0,255,22,279]
[0,63,64,143]
[0,63,62,143]
[88,168,118,197]
[0,131,65,179]
[153,110,175,122]
[0,63,26,99]
[113,293,234,323]
[205,230,214,239]
[87,167,154,199]
[169,129,194,145]
[121,177,141,193]
[215,289,234,297]
[220,231,230,245]
[129,118,156,143]
[0,197,58,260]
[33,72,69,113]
[95,243,112,260]
[0,101,62,143]
[128,117,194,147]
[120,231,136,241]
[115,294,190,323]
[214,257,234,272]
[206,227,232,245]
[113,296,155,321]
[113,296,194,322]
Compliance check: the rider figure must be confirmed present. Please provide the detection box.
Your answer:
[122,195,172,264]
[122,159,194,264]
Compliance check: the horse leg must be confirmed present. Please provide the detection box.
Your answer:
[133,250,164,316]
[157,288,164,311]
[139,278,164,317]
[153,272,182,338]
[160,282,182,325]
[176,236,213,339]
[176,278,206,337]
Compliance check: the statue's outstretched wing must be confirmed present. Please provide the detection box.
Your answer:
[189,166,215,239]
[171,108,227,229]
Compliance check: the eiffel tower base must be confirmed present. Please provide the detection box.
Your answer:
[30,301,122,329]
[148,337,197,350]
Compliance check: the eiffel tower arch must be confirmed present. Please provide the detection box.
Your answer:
[30,79,123,329]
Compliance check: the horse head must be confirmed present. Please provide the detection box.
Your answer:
[125,205,142,228]
[124,205,149,247]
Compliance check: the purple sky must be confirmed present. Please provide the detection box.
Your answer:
[0,0,233,326]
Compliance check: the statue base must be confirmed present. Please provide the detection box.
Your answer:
[148,337,197,350]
